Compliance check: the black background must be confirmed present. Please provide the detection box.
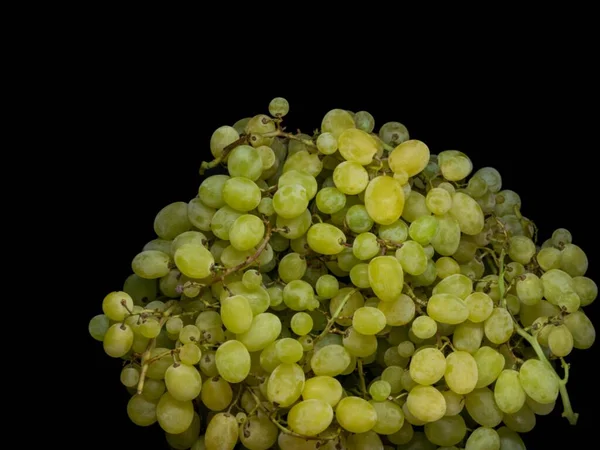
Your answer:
[77,50,599,449]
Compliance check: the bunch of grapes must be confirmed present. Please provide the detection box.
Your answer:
[89,97,596,450]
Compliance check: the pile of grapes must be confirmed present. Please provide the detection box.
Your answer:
[89,98,596,450]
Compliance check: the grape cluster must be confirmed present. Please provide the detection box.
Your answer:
[89,97,597,450]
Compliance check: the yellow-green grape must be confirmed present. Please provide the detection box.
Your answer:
[426,187,452,215]
[378,366,402,395]
[464,292,494,323]
[548,324,573,357]
[472,167,502,193]
[377,294,415,326]
[350,263,371,288]
[483,307,514,344]
[215,339,251,383]
[537,247,562,271]
[316,131,338,155]
[211,206,244,241]
[352,306,387,335]
[241,269,262,289]
[388,421,415,445]
[172,232,207,256]
[364,175,405,226]
[282,150,323,177]
[430,213,461,256]
[435,257,461,279]
[311,344,351,377]
[316,186,346,214]
[239,413,278,449]
[279,170,318,200]
[227,145,264,181]
[201,376,232,411]
[306,223,346,255]
[367,401,404,435]
[433,274,473,299]
[291,312,313,336]
[228,215,264,252]
[267,362,305,407]
[236,313,282,352]
[165,412,201,449]
[178,343,201,365]
[287,399,334,436]
[269,96,289,117]
[89,314,110,341]
[335,396,378,433]
[337,128,379,165]
[507,235,536,265]
[474,346,505,388]
[406,385,446,422]
[379,121,409,146]
[156,392,194,434]
[321,108,355,139]
[518,358,559,404]
[378,218,409,244]
[493,369,526,414]
[516,273,543,306]
[411,316,437,340]
[273,184,309,219]
[165,363,202,402]
[466,175,488,198]
[333,160,369,195]
[368,256,404,302]
[316,274,339,299]
[409,347,446,385]
[140,318,161,338]
[276,338,304,364]
[408,215,439,246]
[438,150,473,181]
[257,197,274,217]
[395,241,427,276]
[346,204,374,233]
[497,426,526,449]
[392,168,409,186]
[397,341,415,358]
[449,192,484,235]
[132,250,171,279]
[153,202,192,240]
[442,389,465,416]
[120,366,140,388]
[103,323,134,358]
[102,291,134,322]
[353,232,380,260]
[278,252,307,283]
[204,412,239,450]
[465,388,503,427]
[494,189,521,217]
[572,276,597,307]
[424,415,467,447]
[173,243,214,279]
[369,380,392,401]
[465,426,500,450]
[199,351,217,378]
[503,404,537,433]
[256,145,276,172]
[302,375,343,407]
[452,321,484,353]
[442,351,477,395]
[427,293,469,325]
[127,394,158,426]
[210,125,239,158]
[560,243,588,277]
[354,110,375,133]
[388,139,430,176]
[199,174,229,209]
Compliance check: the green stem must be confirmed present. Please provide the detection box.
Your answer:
[358,359,367,399]
[200,135,249,174]
[314,288,359,343]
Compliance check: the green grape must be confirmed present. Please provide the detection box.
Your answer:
[516,273,543,305]
[215,339,251,383]
[210,125,239,158]
[424,415,467,447]
[89,314,110,341]
[220,281,271,316]
[353,232,380,260]
[438,150,473,181]
[102,291,133,322]
[227,144,263,180]
[316,186,346,214]
[336,396,377,433]
[174,243,214,279]
[435,257,461,279]
[551,227,572,247]
[276,338,304,364]
[229,215,265,251]
[351,307,386,336]
[430,213,461,256]
[354,110,375,133]
[369,380,392,401]
[433,274,473,299]
[473,167,502,193]
[442,389,464,416]
[408,215,439,245]
[242,269,262,289]
[306,223,346,255]
[378,219,408,243]
[120,366,140,387]
[380,366,403,394]
[199,174,229,209]
[291,312,313,336]
[465,388,503,427]
[494,189,521,217]
[411,316,437,339]
[140,318,161,338]
[427,294,469,324]
[142,238,172,255]
[388,139,430,176]
[236,313,282,352]
[316,274,339,299]
[256,145,276,172]
[449,192,484,235]
[321,108,355,139]
[409,347,446,385]
[179,343,201,365]
[278,252,307,283]
[497,426,526,450]
[279,169,318,200]
[368,256,404,302]
[350,263,371,288]
[337,128,379,165]
[103,323,134,358]
[473,347,505,388]
[346,204,374,233]
[156,392,194,434]
[464,292,494,323]
[204,413,239,450]
[316,131,338,155]
[507,235,536,265]
[406,385,446,422]
[201,376,232,411]
[347,430,383,449]
[483,307,514,344]
[132,250,171,279]
[393,167,409,185]
[154,202,192,240]
[573,276,597,306]
[452,321,483,353]
[377,293,415,326]
[267,362,305,407]
[257,197,274,216]
[379,121,409,146]
[164,363,202,402]
[171,230,206,254]
[396,240,428,276]
[127,394,158,426]
[518,358,559,404]
[211,206,244,241]
[239,413,278,449]
[282,150,323,177]
[287,399,334,436]
[222,176,261,212]
[283,279,316,311]
[273,184,309,219]
[369,400,405,435]
[560,243,588,277]
[397,340,415,358]
[165,412,201,450]
[311,344,351,376]
[259,340,280,373]
[123,274,157,305]
[465,426,500,450]
[333,160,369,195]
[364,175,405,226]
[269,96,289,117]
[466,175,488,198]
[494,369,526,414]
[301,376,343,408]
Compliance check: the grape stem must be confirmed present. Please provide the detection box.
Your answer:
[357,359,368,399]
[227,384,244,413]
[314,288,359,344]
[497,249,579,425]
[199,135,250,175]
[403,283,427,307]
[260,130,317,149]
[206,221,273,286]
[136,304,177,395]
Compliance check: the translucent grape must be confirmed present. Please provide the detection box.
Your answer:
[174,243,214,279]
[311,344,351,376]
[368,256,404,302]
[424,415,467,447]
[474,346,505,388]
[291,312,313,336]
[465,388,503,427]
[449,192,484,235]
[379,121,409,146]
[353,306,387,335]
[132,250,171,279]
[103,323,134,358]
[204,413,239,450]
[425,187,452,215]
[346,204,374,233]
[484,307,514,344]
[333,160,369,195]
[335,396,378,433]
[267,362,305,407]
[364,175,405,226]
[156,392,194,434]
[494,369,526,414]
[427,293,469,324]
[127,394,158,427]
[236,313,282,351]
[406,385,446,422]
[229,215,265,251]
[307,223,346,255]
[388,139,430,176]
[199,174,229,209]
[269,96,289,117]
[276,338,304,364]
[210,125,239,158]
[396,240,428,276]
[302,375,343,407]
[410,347,446,385]
[378,294,415,326]
[154,202,192,240]
[465,426,500,450]
[88,314,110,341]
[278,252,307,283]
[316,274,339,299]
[321,108,355,139]
[433,273,473,299]
[316,131,338,155]
[222,176,262,212]
[518,359,559,404]
[411,316,437,339]
[288,399,333,436]
[353,232,380,260]
[560,243,588,277]
[201,376,232,411]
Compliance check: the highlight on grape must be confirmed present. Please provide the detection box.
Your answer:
[90,97,596,450]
